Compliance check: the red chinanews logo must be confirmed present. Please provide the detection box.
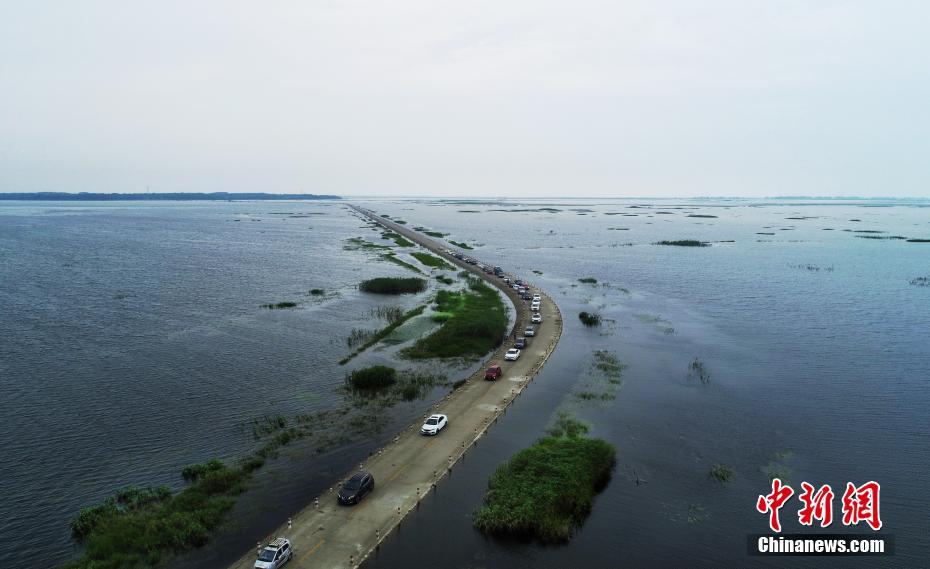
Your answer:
[756,479,882,532]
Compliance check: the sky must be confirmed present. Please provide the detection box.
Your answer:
[1,0,928,197]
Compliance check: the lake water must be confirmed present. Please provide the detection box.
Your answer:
[1,198,927,568]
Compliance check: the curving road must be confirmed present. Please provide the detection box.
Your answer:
[227,205,563,569]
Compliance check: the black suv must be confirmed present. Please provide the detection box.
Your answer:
[338,472,375,505]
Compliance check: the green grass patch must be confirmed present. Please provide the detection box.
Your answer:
[578,311,601,327]
[449,240,474,250]
[359,277,427,294]
[66,463,246,568]
[339,305,427,364]
[474,415,616,543]
[655,240,709,247]
[578,277,598,284]
[435,275,454,285]
[709,464,734,484]
[411,251,454,270]
[382,231,414,247]
[309,288,325,296]
[907,238,930,243]
[380,252,423,274]
[423,230,448,238]
[402,279,507,359]
[261,301,297,309]
[346,365,397,390]
[344,237,392,250]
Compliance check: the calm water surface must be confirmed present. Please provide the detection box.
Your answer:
[1,198,927,568]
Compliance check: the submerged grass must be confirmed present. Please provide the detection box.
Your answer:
[381,231,414,247]
[380,252,423,274]
[449,240,474,250]
[709,464,735,484]
[339,305,427,364]
[359,277,427,294]
[345,365,397,390]
[410,251,454,270]
[578,277,598,284]
[474,413,616,543]
[402,278,507,359]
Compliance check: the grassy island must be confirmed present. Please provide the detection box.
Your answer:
[474,415,616,542]
[359,277,427,294]
[449,240,474,250]
[578,311,601,327]
[346,365,397,390]
[402,278,507,359]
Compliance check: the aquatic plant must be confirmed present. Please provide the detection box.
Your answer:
[909,276,930,287]
[435,275,454,285]
[474,416,615,542]
[709,464,734,484]
[655,240,709,247]
[344,236,392,250]
[369,305,405,323]
[261,301,298,309]
[402,279,507,359]
[181,459,226,482]
[381,252,423,274]
[309,288,325,296]
[346,365,397,390]
[449,240,474,250]
[687,214,718,218]
[411,251,454,270]
[346,328,373,347]
[381,231,414,247]
[340,305,427,364]
[689,357,710,384]
[578,277,598,284]
[855,235,907,240]
[359,277,427,294]
[906,238,930,243]
[423,230,448,238]
[578,311,602,327]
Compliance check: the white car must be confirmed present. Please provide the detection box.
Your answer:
[420,414,448,435]
[255,538,292,569]
[532,294,541,302]
[524,325,536,337]
[531,313,542,324]
[531,303,541,312]
[504,348,521,361]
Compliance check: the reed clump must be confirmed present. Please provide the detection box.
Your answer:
[359,277,426,294]
[578,311,601,327]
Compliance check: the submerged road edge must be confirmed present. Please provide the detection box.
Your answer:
[227,205,563,569]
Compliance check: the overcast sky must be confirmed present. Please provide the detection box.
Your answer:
[2,1,928,197]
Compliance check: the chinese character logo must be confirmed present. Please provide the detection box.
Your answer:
[756,479,882,532]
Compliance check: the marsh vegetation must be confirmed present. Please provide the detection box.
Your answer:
[380,252,423,274]
[449,240,473,250]
[339,305,427,364]
[655,240,710,247]
[709,464,734,484]
[410,251,454,270]
[261,301,298,309]
[359,277,427,294]
[402,279,507,359]
[473,413,615,543]
[689,357,710,384]
[578,311,602,327]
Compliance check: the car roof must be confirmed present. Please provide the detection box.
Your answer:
[428,414,445,420]
[269,538,289,548]
[348,472,369,482]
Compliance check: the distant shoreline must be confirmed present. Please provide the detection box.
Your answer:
[0,192,340,201]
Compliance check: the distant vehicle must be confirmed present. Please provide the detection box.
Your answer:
[531,303,541,312]
[524,325,535,337]
[493,266,503,276]
[421,414,448,435]
[514,279,524,286]
[254,538,292,569]
[515,337,527,349]
[484,266,493,274]
[532,294,541,302]
[485,364,503,381]
[338,472,375,505]
[531,313,542,323]
[466,258,477,265]
[512,284,520,291]
[504,348,521,361]
[503,277,511,284]
[476,264,485,270]
[521,292,532,300]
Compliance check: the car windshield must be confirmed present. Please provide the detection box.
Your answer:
[344,478,363,490]
[426,418,438,425]
[258,549,277,561]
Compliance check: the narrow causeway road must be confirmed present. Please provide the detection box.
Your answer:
[228,205,563,569]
